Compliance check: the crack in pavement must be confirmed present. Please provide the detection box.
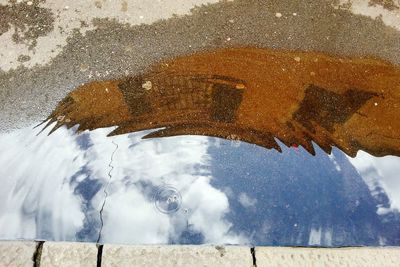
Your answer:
[96,140,118,244]
[96,244,104,267]
[33,241,44,267]
[251,247,257,267]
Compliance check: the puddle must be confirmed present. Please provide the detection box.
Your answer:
[0,123,400,245]
[0,47,399,246]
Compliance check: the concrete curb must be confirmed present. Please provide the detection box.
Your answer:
[0,241,37,267]
[1,241,400,266]
[256,246,400,267]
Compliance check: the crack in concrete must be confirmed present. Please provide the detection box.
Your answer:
[96,140,118,244]
[251,247,257,267]
[33,241,44,267]
[96,244,104,267]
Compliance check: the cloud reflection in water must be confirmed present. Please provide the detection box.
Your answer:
[0,124,399,246]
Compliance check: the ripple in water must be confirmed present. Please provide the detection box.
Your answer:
[153,185,182,214]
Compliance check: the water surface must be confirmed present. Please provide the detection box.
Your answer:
[0,124,399,246]
[1,47,400,246]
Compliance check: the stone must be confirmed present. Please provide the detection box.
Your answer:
[256,247,400,267]
[102,245,253,267]
[40,242,98,267]
[0,241,37,267]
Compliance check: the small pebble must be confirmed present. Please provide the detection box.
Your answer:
[142,81,152,90]
[294,56,301,62]
[79,63,89,72]
[275,12,282,18]
[26,1,33,6]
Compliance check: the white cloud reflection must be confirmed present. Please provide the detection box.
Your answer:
[238,193,257,208]
[349,151,400,211]
[0,125,86,240]
[0,123,400,245]
[0,124,245,244]
[101,132,246,244]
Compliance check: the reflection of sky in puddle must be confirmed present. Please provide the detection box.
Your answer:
[0,124,399,246]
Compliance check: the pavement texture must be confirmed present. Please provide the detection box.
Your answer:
[0,241,37,267]
[0,0,400,132]
[40,242,98,267]
[101,244,253,266]
[256,246,400,267]
[2,241,400,266]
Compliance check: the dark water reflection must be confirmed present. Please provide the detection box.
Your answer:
[0,124,399,246]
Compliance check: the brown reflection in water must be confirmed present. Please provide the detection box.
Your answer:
[42,47,400,157]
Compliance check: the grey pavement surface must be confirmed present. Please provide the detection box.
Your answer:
[1,0,400,132]
[2,241,400,266]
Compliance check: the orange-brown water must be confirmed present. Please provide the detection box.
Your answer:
[43,47,400,157]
